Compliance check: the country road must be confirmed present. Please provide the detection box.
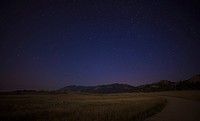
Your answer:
[145,97,200,121]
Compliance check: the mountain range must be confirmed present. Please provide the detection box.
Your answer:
[58,74,200,93]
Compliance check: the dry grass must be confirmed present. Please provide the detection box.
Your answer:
[0,92,166,121]
[155,90,200,101]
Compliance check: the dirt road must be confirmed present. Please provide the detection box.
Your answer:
[145,97,200,121]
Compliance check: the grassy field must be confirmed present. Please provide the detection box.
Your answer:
[155,90,200,101]
[0,92,167,121]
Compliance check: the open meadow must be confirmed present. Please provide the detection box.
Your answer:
[0,92,167,121]
[1,91,200,121]
[155,90,200,101]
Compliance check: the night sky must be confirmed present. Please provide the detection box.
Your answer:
[1,0,200,91]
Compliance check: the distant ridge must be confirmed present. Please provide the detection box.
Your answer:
[56,74,200,93]
[58,83,135,93]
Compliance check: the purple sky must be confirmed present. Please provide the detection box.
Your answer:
[1,0,200,91]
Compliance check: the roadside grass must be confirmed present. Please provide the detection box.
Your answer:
[133,99,167,121]
[156,90,200,101]
[0,92,166,121]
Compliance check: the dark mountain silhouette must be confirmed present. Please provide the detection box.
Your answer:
[176,74,200,90]
[136,80,176,92]
[57,74,200,93]
[93,83,135,93]
[58,83,135,93]
[58,85,94,92]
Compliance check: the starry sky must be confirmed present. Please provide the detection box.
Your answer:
[1,0,200,91]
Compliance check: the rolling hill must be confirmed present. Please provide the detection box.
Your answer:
[57,74,200,93]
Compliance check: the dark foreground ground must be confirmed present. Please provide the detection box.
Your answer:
[145,96,200,121]
[0,91,199,121]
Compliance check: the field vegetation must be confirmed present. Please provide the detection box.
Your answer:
[0,92,166,121]
[156,90,200,101]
